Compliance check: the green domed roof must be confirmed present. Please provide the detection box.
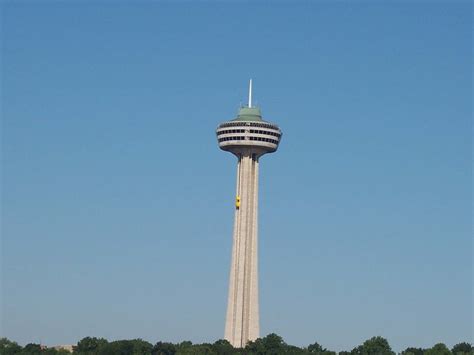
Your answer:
[233,106,263,122]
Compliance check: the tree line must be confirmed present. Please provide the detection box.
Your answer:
[1,334,472,355]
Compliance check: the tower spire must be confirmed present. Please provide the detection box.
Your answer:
[248,78,252,108]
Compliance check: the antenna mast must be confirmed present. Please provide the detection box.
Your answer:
[248,79,252,108]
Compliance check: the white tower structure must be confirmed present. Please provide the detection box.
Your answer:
[216,80,282,348]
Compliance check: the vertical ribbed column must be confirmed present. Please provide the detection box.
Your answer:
[224,156,241,343]
[224,151,260,348]
[248,157,259,342]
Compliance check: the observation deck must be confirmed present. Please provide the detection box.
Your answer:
[216,106,282,156]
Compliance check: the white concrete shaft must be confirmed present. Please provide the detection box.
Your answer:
[225,151,260,348]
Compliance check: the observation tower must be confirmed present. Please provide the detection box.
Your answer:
[216,80,282,348]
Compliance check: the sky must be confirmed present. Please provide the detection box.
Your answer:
[1,0,472,352]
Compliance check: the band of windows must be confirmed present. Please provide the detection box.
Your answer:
[249,129,281,138]
[218,121,280,130]
[217,129,246,135]
[216,129,281,138]
[249,136,279,144]
[218,136,279,145]
[218,136,246,142]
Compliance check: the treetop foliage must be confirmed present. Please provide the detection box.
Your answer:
[1,335,472,355]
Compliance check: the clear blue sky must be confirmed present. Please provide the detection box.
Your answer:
[1,1,472,352]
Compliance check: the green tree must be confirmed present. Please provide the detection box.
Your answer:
[152,341,177,355]
[177,341,192,349]
[211,339,235,355]
[176,343,215,355]
[174,341,203,355]
[401,347,425,355]
[96,339,152,355]
[286,344,307,355]
[244,338,265,355]
[130,339,153,355]
[307,341,336,355]
[452,343,473,355]
[96,340,132,355]
[425,344,452,355]
[75,337,108,353]
[245,333,287,355]
[308,342,324,353]
[350,345,363,355]
[43,349,72,355]
[351,336,395,355]
[21,343,43,355]
[0,338,22,355]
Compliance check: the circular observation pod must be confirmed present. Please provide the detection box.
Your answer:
[216,107,282,156]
